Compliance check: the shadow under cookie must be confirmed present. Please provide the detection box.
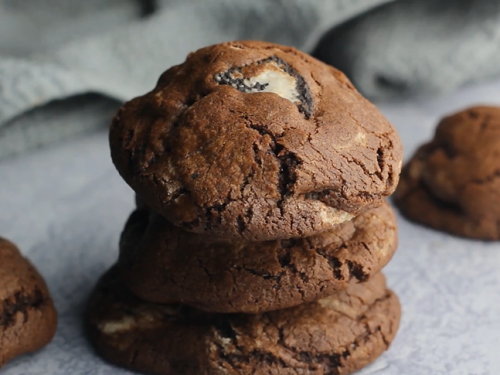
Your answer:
[86,267,400,375]
[118,202,397,313]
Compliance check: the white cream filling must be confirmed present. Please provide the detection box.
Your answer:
[243,68,300,104]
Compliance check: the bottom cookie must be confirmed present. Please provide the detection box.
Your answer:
[86,267,400,375]
[0,237,58,369]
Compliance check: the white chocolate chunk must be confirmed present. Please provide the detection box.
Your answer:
[99,309,170,335]
[319,206,355,225]
[317,297,357,319]
[100,316,137,334]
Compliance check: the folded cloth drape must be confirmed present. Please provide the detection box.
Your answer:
[1,0,499,159]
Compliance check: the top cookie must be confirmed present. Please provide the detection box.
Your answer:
[110,41,403,240]
[395,106,500,240]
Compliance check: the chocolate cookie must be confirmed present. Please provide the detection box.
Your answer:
[87,267,400,375]
[395,106,500,240]
[110,40,403,241]
[0,237,57,369]
[119,202,397,313]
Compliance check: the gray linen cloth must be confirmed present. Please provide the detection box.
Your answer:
[1,0,500,160]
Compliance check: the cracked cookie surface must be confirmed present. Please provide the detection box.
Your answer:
[395,106,500,240]
[110,40,403,241]
[87,267,400,375]
[119,202,397,313]
[0,237,57,369]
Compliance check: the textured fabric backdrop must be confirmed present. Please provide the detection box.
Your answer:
[2,0,500,159]
[1,77,500,375]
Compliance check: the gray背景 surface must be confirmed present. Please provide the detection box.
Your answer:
[1,79,500,374]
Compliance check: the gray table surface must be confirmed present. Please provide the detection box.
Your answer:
[1,80,500,375]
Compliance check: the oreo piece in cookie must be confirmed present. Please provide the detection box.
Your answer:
[214,55,314,118]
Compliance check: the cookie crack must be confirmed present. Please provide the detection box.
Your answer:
[234,142,262,204]
[168,187,189,203]
[346,260,368,282]
[127,86,213,176]
[189,106,303,233]
[468,169,500,186]
[267,319,344,374]
[319,253,344,280]
[376,147,385,181]
[234,111,301,214]
[213,319,238,342]
[277,251,310,289]
[272,292,393,372]
[216,348,288,371]
[236,266,283,281]
[302,142,388,209]
[276,148,300,214]
[338,149,380,183]
[1,288,45,328]
[214,319,290,371]
[196,258,214,280]
[314,247,369,282]
[236,215,246,234]
[297,352,342,375]
[204,202,228,231]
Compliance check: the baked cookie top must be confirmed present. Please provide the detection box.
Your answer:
[87,267,400,375]
[110,41,403,240]
[0,237,58,369]
[119,202,398,313]
[395,106,500,240]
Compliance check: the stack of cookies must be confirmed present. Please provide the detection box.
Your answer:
[87,41,404,375]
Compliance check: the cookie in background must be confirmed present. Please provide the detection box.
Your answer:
[395,106,500,240]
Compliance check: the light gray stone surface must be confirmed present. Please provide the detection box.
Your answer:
[1,80,500,374]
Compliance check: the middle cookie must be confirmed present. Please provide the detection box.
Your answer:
[119,202,397,314]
